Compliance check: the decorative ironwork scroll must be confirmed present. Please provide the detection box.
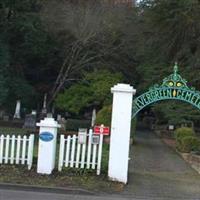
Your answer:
[132,63,200,117]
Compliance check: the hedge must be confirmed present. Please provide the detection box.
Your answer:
[175,127,194,141]
[175,127,200,153]
[177,136,200,153]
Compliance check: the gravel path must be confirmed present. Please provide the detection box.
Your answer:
[121,130,200,200]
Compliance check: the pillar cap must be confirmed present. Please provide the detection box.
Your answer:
[111,83,136,94]
[36,117,61,128]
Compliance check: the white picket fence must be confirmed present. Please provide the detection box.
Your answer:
[0,134,35,169]
[58,129,104,175]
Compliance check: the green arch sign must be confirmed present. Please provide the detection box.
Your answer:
[132,64,200,117]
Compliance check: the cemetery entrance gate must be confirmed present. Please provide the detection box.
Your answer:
[108,64,200,183]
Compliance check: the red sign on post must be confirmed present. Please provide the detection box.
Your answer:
[94,125,110,135]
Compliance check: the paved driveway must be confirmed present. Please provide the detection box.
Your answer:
[121,130,200,200]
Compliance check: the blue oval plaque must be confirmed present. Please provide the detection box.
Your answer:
[39,132,54,142]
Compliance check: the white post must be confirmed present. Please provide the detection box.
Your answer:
[97,133,103,175]
[86,129,93,169]
[58,135,65,171]
[36,117,60,174]
[14,100,21,119]
[27,134,35,170]
[108,83,136,184]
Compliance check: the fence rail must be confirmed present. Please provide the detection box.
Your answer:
[58,129,103,175]
[0,134,34,169]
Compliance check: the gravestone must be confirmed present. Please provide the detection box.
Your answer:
[47,113,53,118]
[31,110,37,115]
[23,114,36,129]
[14,100,21,119]
[0,110,5,119]
[60,117,66,131]
[3,115,9,121]
[57,114,61,121]
[57,115,66,131]
[91,108,96,127]
[39,94,48,120]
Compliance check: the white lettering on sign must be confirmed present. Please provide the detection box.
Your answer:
[94,124,110,135]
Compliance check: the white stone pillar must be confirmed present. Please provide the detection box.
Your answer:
[91,108,96,127]
[108,83,136,184]
[14,100,21,119]
[36,117,60,174]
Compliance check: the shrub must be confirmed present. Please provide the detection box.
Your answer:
[96,105,112,127]
[174,127,200,153]
[175,127,194,141]
[177,136,200,153]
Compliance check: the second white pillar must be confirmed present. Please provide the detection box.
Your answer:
[108,83,136,184]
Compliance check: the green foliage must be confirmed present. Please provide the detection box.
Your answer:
[0,0,59,111]
[135,0,200,123]
[8,78,37,110]
[61,167,95,176]
[175,127,194,141]
[0,36,37,110]
[1,0,200,126]
[96,105,112,127]
[101,144,110,174]
[152,101,200,125]
[85,71,123,104]
[65,119,91,131]
[137,0,200,67]
[0,39,9,106]
[55,84,93,114]
[177,136,200,153]
[55,70,122,114]
[174,127,200,152]
[0,127,29,135]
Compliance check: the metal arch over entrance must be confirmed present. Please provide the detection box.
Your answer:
[132,63,200,117]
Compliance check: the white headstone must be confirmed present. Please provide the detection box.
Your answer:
[43,93,47,109]
[47,113,53,118]
[14,100,21,119]
[42,93,47,114]
[91,108,96,127]
[57,114,62,121]
[0,110,5,119]
[60,118,66,130]
[108,83,136,184]
[36,117,61,174]
[31,110,37,115]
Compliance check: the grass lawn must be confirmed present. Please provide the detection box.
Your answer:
[0,126,35,135]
